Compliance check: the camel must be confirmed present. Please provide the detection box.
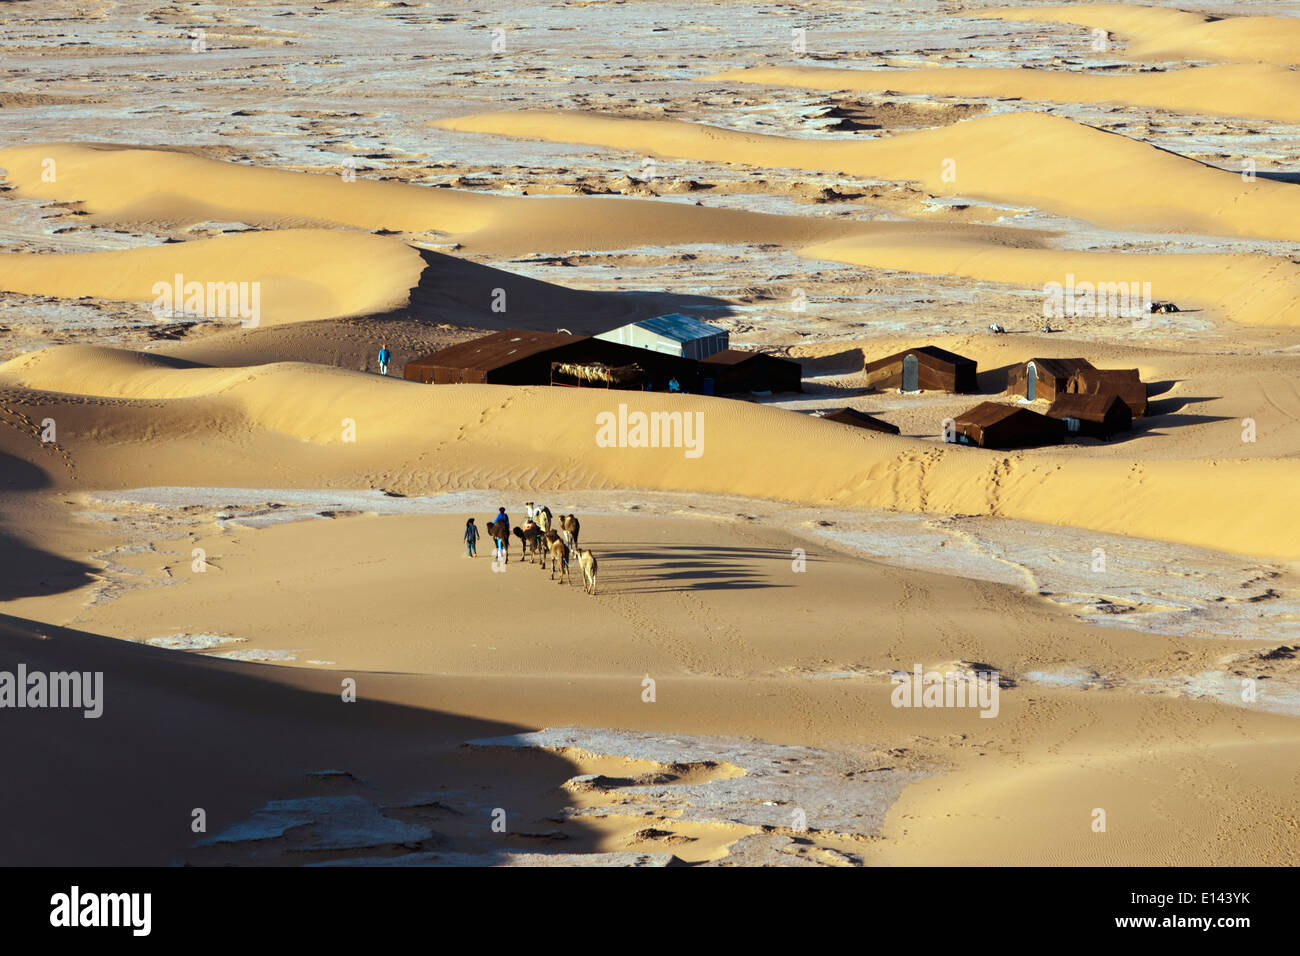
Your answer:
[558,513,580,551]
[541,529,561,571]
[534,507,552,534]
[545,533,570,582]
[486,518,510,563]
[574,547,598,595]
[512,524,544,562]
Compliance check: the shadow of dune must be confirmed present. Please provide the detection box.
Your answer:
[0,613,601,866]
[0,449,52,492]
[161,246,735,371]
[0,526,98,602]
[402,248,733,337]
[0,453,99,600]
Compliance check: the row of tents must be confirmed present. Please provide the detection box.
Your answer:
[821,391,1134,447]
[403,320,802,396]
[863,346,1146,412]
[841,345,1151,449]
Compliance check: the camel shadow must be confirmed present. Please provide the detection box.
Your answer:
[597,542,812,594]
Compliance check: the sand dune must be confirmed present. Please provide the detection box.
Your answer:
[1,344,1296,559]
[0,142,1030,255]
[435,109,1300,242]
[705,62,1300,124]
[0,229,424,326]
[981,3,1300,67]
[11,503,1297,866]
[5,193,1291,336]
[803,234,1300,327]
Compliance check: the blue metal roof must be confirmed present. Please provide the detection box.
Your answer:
[635,313,724,343]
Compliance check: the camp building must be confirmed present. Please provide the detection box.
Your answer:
[1067,368,1148,417]
[594,314,729,361]
[951,402,1065,449]
[1047,392,1133,439]
[1008,357,1096,403]
[698,349,802,395]
[863,346,979,394]
[403,330,699,391]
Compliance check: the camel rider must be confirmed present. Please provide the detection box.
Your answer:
[495,507,509,530]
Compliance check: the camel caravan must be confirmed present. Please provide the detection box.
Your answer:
[503,501,598,594]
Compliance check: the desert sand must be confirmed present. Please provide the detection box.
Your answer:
[706,62,1300,124]
[1,0,1298,868]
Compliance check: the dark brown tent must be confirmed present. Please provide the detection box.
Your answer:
[820,407,900,435]
[404,330,573,384]
[1068,368,1148,417]
[1047,392,1132,439]
[698,349,802,395]
[864,345,978,394]
[1008,357,1095,403]
[951,402,1065,449]
[404,329,699,391]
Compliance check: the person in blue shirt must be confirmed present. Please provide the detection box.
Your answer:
[377,345,392,375]
[668,377,681,393]
[489,507,509,561]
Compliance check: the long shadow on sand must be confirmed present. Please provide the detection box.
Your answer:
[1096,396,1230,444]
[155,246,736,371]
[0,452,100,601]
[597,542,813,594]
[0,612,610,867]
[401,247,735,337]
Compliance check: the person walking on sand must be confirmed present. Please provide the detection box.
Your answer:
[464,518,479,558]
[489,507,509,560]
[377,345,392,376]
